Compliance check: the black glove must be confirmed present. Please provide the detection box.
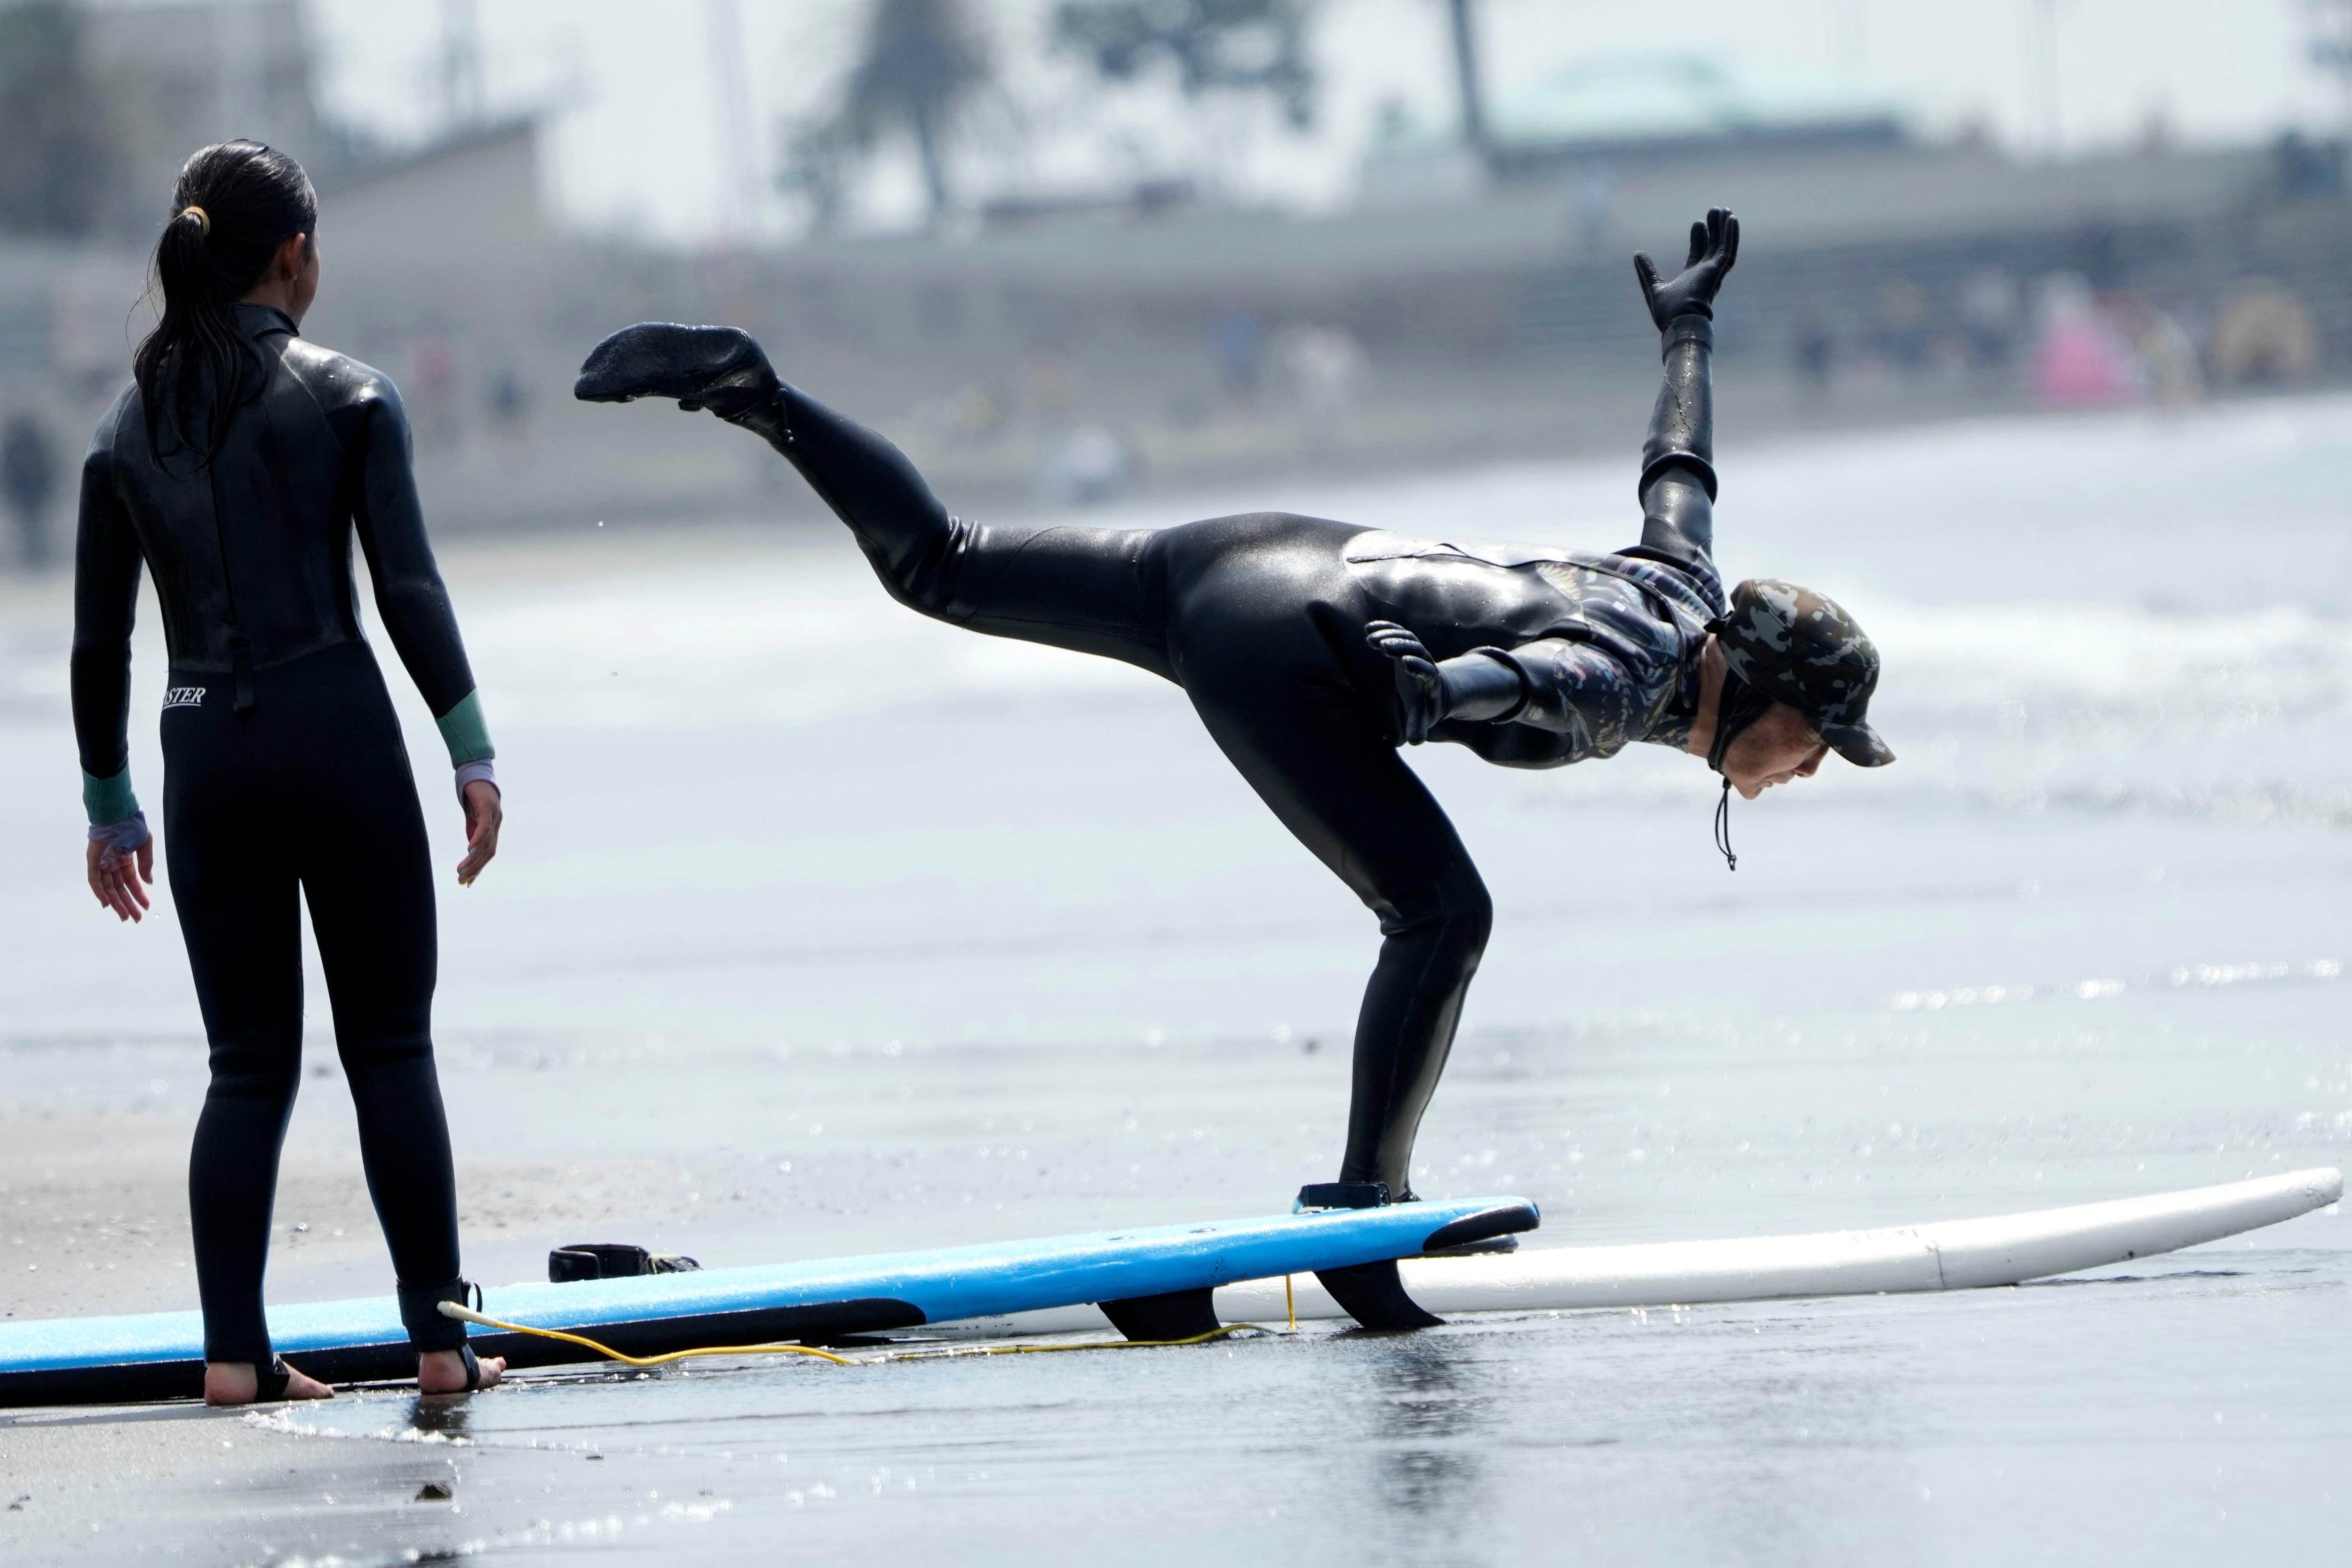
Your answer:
[1367,621,1444,744]
[1633,207,1740,329]
[1366,622,1527,745]
[574,323,781,421]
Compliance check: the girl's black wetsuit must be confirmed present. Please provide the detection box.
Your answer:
[646,313,1724,1197]
[72,303,493,1366]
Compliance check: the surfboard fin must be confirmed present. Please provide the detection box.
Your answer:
[1316,1258,1444,1330]
[1098,1287,1223,1342]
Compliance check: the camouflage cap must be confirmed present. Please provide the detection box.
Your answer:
[1716,579,1895,767]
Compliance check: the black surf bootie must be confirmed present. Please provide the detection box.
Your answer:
[574,323,781,423]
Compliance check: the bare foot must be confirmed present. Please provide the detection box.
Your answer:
[418,1348,506,1394]
[204,1361,334,1406]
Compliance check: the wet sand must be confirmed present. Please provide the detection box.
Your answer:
[4,393,2351,1563]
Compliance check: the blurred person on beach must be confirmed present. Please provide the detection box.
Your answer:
[1792,318,1834,407]
[2033,273,2142,408]
[71,141,508,1406]
[3,412,58,569]
[2209,281,2320,386]
[575,207,1892,1246]
[1959,265,2020,378]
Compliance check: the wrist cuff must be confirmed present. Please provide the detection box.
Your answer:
[1662,315,1714,357]
[82,767,139,827]
[87,811,151,855]
[1638,450,1719,502]
[435,690,495,767]
[454,758,498,801]
[1442,648,1531,724]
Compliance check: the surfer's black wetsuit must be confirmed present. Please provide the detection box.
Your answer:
[579,305,1724,1198]
[71,303,491,1366]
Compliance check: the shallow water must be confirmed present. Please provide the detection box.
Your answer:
[1,394,2349,1564]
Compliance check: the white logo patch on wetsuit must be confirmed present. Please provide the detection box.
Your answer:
[163,686,207,710]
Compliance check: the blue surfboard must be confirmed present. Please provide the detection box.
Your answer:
[0,1196,1536,1405]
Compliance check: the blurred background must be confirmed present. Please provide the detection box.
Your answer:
[0,0,2348,540]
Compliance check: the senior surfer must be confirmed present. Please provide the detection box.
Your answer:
[574,207,1892,1320]
[72,141,507,1403]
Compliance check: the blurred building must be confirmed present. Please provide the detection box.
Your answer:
[80,0,351,228]
[1361,52,1905,204]
[4,17,2351,538]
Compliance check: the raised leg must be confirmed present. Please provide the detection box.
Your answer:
[576,324,1175,677]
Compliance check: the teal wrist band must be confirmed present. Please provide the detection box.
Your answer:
[435,690,495,766]
[83,767,140,827]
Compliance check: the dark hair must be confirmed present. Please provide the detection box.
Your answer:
[132,141,317,461]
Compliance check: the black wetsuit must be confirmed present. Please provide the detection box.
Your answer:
[72,303,486,1364]
[717,318,1722,1195]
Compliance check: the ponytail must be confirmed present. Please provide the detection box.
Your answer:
[132,141,317,462]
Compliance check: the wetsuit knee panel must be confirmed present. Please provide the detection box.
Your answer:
[1373,871,1494,953]
[1448,877,1496,952]
[331,1014,435,1069]
[201,1034,302,1098]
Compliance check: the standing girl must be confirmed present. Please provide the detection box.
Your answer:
[72,141,506,1404]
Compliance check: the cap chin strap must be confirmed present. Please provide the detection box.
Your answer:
[1705,669,1773,873]
[1712,779,1737,872]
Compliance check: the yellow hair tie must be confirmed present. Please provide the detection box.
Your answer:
[179,205,210,237]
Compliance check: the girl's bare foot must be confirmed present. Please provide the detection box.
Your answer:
[418,1347,506,1394]
[204,1361,333,1406]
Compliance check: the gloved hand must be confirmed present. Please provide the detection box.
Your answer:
[573,323,781,421]
[1367,620,1445,744]
[1367,622,1527,744]
[1633,207,1740,329]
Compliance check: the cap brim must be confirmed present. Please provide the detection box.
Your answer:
[1819,720,1894,767]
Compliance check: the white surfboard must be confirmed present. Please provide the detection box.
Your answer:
[937,1168,2343,1336]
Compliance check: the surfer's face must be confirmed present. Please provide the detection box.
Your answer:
[1722,704,1829,801]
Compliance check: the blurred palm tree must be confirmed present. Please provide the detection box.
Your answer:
[837,0,990,224]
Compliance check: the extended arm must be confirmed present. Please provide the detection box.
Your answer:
[1626,208,1737,576]
[1635,317,1716,571]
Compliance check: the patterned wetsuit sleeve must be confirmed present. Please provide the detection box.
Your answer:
[69,427,142,793]
[349,376,480,725]
[1631,316,1716,575]
[1486,637,1646,758]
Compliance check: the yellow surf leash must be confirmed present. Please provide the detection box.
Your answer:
[438,1301,858,1366]
[439,1300,1286,1371]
